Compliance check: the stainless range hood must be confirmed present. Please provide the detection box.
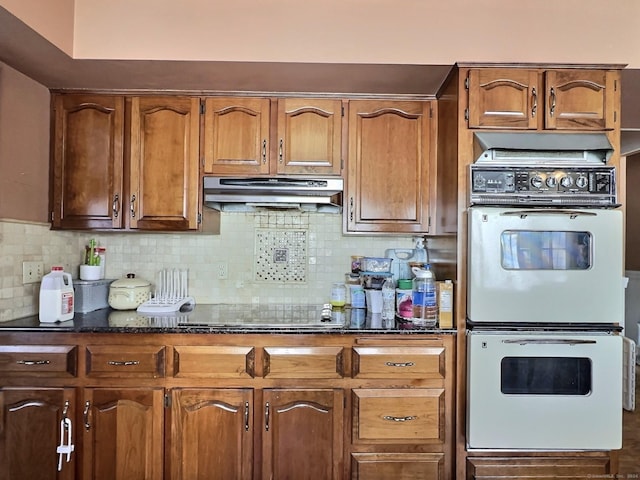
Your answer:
[473,132,614,164]
[203,177,343,212]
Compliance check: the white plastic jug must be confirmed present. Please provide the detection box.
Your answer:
[39,266,74,323]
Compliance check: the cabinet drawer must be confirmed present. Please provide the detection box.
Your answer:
[173,346,255,378]
[86,345,165,378]
[352,389,444,443]
[352,346,445,379]
[351,453,444,480]
[263,346,344,378]
[0,345,77,377]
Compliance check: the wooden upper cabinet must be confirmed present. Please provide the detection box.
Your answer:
[346,100,433,234]
[203,97,343,176]
[466,68,618,131]
[203,97,271,175]
[129,96,200,230]
[51,94,125,229]
[276,98,342,175]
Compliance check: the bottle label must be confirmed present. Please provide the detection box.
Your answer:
[61,292,74,315]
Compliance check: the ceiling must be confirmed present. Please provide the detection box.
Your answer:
[1,5,639,126]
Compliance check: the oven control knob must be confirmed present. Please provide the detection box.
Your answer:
[560,176,573,188]
[530,175,544,189]
[575,175,589,189]
[545,176,557,188]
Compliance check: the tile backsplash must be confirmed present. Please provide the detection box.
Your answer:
[0,212,455,322]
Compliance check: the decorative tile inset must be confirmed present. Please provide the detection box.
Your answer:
[254,228,307,283]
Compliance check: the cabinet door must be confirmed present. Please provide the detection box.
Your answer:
[544,69,617,130]
[347,100,433,234]
[0,387,76,480]
[467,69,539,129]
[169,388,253,480]
[82,388,164,480]
[51,94,124,229]
[203,97,271,175]
[262,389,344,480]
[276,98,343,175]
[129,96,200,230]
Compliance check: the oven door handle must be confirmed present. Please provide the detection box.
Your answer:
[502,339,597,345]
[500,210,597,219]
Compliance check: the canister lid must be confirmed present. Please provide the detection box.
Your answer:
[397,279,412,289]
[111,273,151,289]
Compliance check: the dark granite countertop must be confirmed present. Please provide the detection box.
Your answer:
[0,304,455,335]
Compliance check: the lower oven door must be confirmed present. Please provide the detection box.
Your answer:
[467,330,622,450]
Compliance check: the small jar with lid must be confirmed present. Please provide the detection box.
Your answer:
[330,282,347,307]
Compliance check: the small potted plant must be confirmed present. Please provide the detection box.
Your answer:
[79,239,102,280]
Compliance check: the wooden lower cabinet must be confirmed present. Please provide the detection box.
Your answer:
[0,387,76,480]
[352,453,444,480]
[466,456,613,479]
[262,388,344,480]
[169,388,253,480]
[82,388,165,480]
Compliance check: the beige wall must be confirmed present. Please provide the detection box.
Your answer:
[0,63,50,223]
[0,0,74,55]
[2,0,639,67]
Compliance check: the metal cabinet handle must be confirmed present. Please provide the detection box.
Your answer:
[279,139,283,163]
[385,361,415,368]
[244,402,250,432]
[130,194,136,218]
[265,402,270,431]
[531,87,537,118]
[349,197,354,222]
[83,401,91,431]
[262,140,267,164]
[549,86,556,117]
[16,359,50,365]
[107,360,140,366]
[112,194,120,218]
[383,415,417,422]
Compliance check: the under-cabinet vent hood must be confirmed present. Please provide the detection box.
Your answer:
[473,132,614,165]
[203,177,343,212]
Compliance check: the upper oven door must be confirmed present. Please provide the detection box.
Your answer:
[468,206,625,324]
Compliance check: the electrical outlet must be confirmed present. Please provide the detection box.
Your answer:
[217,261,228,280]
[22,261,44,284]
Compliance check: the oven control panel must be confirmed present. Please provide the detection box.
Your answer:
[470,166,616,206]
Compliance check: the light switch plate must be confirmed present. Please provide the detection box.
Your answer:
[22,261,44,284]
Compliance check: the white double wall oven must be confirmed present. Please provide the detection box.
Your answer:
[466,132,625,451]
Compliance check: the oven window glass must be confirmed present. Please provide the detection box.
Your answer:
[500,230,591,270]
[501,356,592,395]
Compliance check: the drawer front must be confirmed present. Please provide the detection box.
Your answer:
[0,345,77,377]
[351,453,444,480]
[353,346,445,379]
[86,345,165,378]
[173,345,255,378]
[353,389,445,443]
[263,346,344,378]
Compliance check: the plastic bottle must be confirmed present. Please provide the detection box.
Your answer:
[330,282,346,307]
[412,265,437,323]
[39,266,74,323]
[381,277,396,321]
